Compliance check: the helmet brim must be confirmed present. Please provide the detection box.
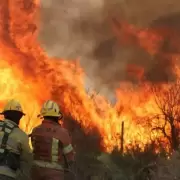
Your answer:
[37,113,63,119]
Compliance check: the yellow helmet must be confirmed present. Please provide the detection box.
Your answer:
[1,99,25,115]
[40,100,62,118]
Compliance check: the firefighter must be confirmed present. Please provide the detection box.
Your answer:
[0,99,33,180]
[31,100,75,180]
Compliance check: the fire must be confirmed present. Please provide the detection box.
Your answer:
[0,0,177,152]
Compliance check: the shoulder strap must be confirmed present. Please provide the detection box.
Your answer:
[0,121,18,153]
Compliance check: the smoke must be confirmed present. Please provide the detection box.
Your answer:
[38,0,125,100]
[39,0,180,96]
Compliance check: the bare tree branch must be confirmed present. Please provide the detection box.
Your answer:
[150,79,180,150]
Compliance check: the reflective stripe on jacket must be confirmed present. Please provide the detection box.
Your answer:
[0,119,33,179]
[31,120,75,170]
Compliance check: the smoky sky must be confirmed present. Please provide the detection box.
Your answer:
[39,0,180,96]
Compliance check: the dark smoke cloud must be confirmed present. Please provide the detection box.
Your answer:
[39,0,180,96]
[145,12,180,82]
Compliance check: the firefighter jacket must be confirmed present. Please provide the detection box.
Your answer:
[0,119,33,179]
[31,120,75,171]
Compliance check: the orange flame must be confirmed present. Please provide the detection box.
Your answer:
[0,0,178,152]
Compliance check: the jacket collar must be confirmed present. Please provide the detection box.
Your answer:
[4,119,18,126]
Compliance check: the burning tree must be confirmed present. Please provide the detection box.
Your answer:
[151,79,180,151]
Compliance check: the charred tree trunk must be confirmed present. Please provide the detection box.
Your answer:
[170,123,179,150]
[120,121,124,154]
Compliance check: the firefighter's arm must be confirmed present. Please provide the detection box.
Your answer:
[16,134,33,180]
[62,130,75,163]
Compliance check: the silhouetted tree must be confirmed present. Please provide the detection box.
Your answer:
[151,79,180,151]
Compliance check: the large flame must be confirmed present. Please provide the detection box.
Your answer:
[0,0,177,152]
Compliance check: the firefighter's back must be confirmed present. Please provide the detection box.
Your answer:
[0,99,32,180]
[31,100,75,180]
[31,120,68,180]
[0,119,31,180]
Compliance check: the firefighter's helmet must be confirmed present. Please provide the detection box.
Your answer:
[40,100,63,118]
[1,99,25,115]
